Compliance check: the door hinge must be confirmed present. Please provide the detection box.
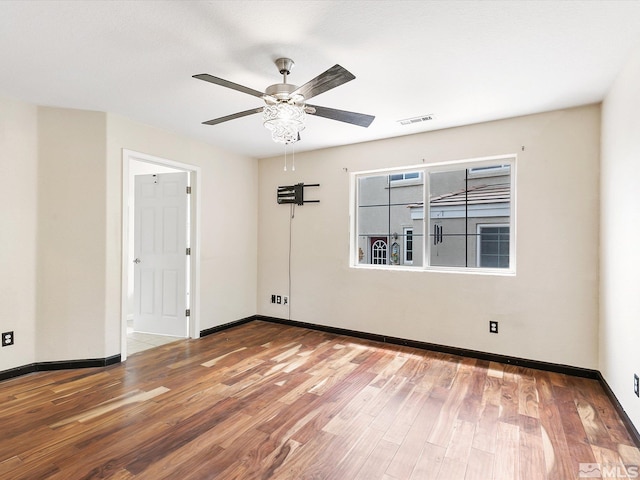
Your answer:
[186,186,192,194]
[186,247,191,255]
[185,309,191,317]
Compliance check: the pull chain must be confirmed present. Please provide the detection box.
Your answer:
[283,143,288,171]
[292,143,296,171]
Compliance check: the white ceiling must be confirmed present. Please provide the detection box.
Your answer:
[2,1,640,159]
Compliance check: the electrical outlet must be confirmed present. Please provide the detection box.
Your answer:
[271,294,276,304]
[2,331,14,347]
[634,374,639,397]
[276,295,282,304]
[489,321,498,334]
[283,296,288,305]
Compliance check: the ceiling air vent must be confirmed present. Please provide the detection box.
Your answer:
[398,114,434,126]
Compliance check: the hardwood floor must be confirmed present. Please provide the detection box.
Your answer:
[127,330,183,355]
[1,320,638,479]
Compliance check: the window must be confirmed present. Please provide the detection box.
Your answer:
[478,225,510,268]
[404,227,413,264]
[467,164,510,177]
[352,157,515,273]
[389,172,421,182]
[429,164,511,269]
[371,239,387,264]
[356,171,424,268]
[388,171,423,187]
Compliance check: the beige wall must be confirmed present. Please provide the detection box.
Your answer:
[0,97,38,370]
[1,101,258,369]
[105,114,258,356]
[600,45,640,429]
[258,105,601,369]
[36,107,109,361]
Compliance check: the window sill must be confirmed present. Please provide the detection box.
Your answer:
[351,264,516,276]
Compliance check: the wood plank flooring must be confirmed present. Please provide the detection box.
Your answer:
[1,320,638,479]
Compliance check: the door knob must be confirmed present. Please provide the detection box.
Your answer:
[133,258,141,264]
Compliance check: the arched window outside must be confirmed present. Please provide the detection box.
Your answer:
[372,239,387,265]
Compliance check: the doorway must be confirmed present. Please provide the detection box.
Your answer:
[121,150,201,361]
[370,237,388,264]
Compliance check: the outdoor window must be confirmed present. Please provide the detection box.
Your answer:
[477,225,510,268]
[389,171,422,182]
[352,156,515,273]
[467,164,510,177]
[404,227,414,264]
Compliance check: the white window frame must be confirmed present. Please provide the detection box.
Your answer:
[350,154,516,275]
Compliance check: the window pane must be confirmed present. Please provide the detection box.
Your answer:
[479,226,510,268]
[482,239,500,254]
[430,232,468,268]
[404,228,413,263]
[356,172,424,266]
[430,165,511,269]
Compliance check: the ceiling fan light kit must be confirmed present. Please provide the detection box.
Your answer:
[263,103,306,144]
[194,57,374,146]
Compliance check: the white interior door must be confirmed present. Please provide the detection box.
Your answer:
[133,172,189,337]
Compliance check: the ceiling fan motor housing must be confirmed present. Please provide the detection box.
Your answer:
[265,83,302,104]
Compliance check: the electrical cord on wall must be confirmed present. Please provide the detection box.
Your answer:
[288,202,295,320]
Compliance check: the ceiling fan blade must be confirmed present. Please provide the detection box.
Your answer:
[291,65,355,100]
[202,107,264,126]
[193,73,265,98]
[306,104,375,127]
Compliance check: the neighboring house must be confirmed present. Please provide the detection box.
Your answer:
[357,171,424,266]
[357,165,511,268]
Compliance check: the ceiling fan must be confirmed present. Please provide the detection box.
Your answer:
[193,58,375,145]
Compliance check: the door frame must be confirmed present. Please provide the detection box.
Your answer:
[121,149,201,361]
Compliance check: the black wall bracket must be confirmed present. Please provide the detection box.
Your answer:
[277,183,320,206]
